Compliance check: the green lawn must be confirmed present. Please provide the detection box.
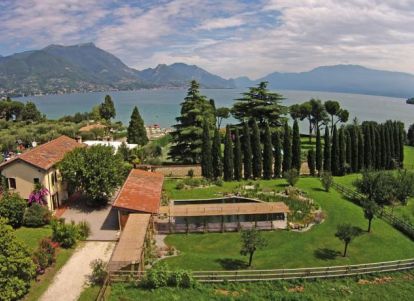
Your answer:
[14,226,78,301]
[109,270,414,301]
[78,285,102,301]
[162,177,414,271]
[404,145,414,169]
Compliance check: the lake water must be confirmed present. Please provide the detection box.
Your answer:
[18,89,413,132]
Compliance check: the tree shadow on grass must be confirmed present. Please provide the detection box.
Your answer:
[314,248,341,260]
[311,187,326,192]
[275,183,289,188]
[216,258,249,270]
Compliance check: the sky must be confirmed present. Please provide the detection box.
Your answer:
[0,0,414,79]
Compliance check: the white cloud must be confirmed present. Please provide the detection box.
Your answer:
[197,15,246,30]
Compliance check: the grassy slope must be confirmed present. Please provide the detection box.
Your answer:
[109,270,414,301]
[162,177,414,271]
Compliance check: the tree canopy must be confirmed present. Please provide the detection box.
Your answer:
[127,106,148,145]
[240,228,267,267]
[99,95,116,121]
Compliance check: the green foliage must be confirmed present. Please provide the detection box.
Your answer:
[0,218,36,301]
[212,128,223,179]
[321,172,333,192]
[77,220,91,240]
[242,121,253,179]
[223,125,234,181]
[335,223,363,257]
[127,106,148,145]
[32,238,57,273]
[232,81,287,127]
[324,100,349,132]
[0,193,27,228]
[59,145,129,205]
[251,119,262,178]
[284,168,299,186]
[23,203,51,227]
[215,107,230,129]
[273,131,282,178]
[233,128,243,181]
[201,120,213,179]
[323,126,331,172]
[89,259,108,285]
[307,148,316,176]
[51,219,79,248]
[291,119,301,171]
[240,228,268,266]
[169,80,215,163]
[407,124,414,146]
[99,95,116,121]
[141,263,196,289]
[338,127,346,176]
[315,127,322,175]
[262,123,273,179]
[282,122,292,173]
[21,101,43,122]
[354,170,397,206]
[362,200,377,232]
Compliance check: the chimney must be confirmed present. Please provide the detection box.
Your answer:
[75,136,82,143]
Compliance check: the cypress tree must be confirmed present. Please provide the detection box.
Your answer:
[350,126,358,172]
[201,120,213,179]
[380,124,387,169]
[323,126,331,172]
[233,128,243,181]
[398,122,405,167]
[223,125,234,181]
[291,119,301,171]
[388,121,395,160]
[212,128,223,179]
[384,123,391,169]
[393,123,401,166]
[251,119,263,178]
[263,123,273,179]
[374,126,382,170]
[370,124,377,168]
[358,129,364,171]
[315,127,322,175]
[307,148,316,176]
[127,106,149,145]
[363,125,372,168]
[282,122,292,173]
[331,125,339,175]
[242,122,253,179]
[338,127,346,175]
[273,132,282,178]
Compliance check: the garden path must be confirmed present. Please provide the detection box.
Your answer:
[39,241,115,301]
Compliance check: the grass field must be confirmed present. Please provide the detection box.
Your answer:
[109,270,414,301]
[162,177,414,271]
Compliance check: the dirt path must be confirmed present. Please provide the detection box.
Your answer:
[40,241,115,301]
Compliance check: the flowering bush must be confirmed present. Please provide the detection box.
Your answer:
[28,185,49,205]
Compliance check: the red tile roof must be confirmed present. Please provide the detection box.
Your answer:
[113,169,164,214]
[0,135,84,171]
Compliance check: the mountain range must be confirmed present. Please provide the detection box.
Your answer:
[1,43,413,98]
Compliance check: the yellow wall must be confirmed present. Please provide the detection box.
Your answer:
[1,161,68,210]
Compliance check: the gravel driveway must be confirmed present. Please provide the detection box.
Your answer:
[39,241,115,301]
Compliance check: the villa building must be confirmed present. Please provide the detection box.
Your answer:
[0,135,84,210]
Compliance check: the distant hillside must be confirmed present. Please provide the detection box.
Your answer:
[137,63,235,89]
[233,65,414,98]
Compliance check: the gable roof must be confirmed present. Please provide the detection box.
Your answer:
[0,135,84,171]
[113,169,164,214]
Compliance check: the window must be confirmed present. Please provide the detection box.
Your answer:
[8,178,16,189]
[34,178,40,184]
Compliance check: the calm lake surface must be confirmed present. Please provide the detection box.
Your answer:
[19,89,413,131]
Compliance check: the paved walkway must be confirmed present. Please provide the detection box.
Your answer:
[61,200,119,241]
[40,241,115,301]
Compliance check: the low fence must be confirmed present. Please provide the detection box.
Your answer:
[134,164,201,178]
[108,258,414,283]
[330,181,414,240]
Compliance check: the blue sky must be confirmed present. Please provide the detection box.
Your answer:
[1,0,413,78]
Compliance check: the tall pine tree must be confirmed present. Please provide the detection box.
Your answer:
[323,126,331,172]
[358,129,364,171]
[331,125,339,175]
[212,128,223,179]
[273,132,282,178]
[315,127,323,175]
[233,128,243,181]
[263,123,273,179]
[223,125,234,181]
[291,119,301,171]
[127,106,149,145]
[201,120,213,179]
[346,130,352,169]
[251,119,263,178]
[363,124,372,168]
[242,122,253,179]
[350,126,359,172]
[282,122,292,173]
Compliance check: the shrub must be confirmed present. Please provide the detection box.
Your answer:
[321,172,333,192]
[187,169,194,178]
[0,193,27,228]
[89,259,108,285]
[23,203,51,227]
[175,181,185,190]
[32,238,57,274]
[214,178,223,187]
[140,263,196,289]
[51,219,79,248]
[284,169,299,186]
[77,220,91,240]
